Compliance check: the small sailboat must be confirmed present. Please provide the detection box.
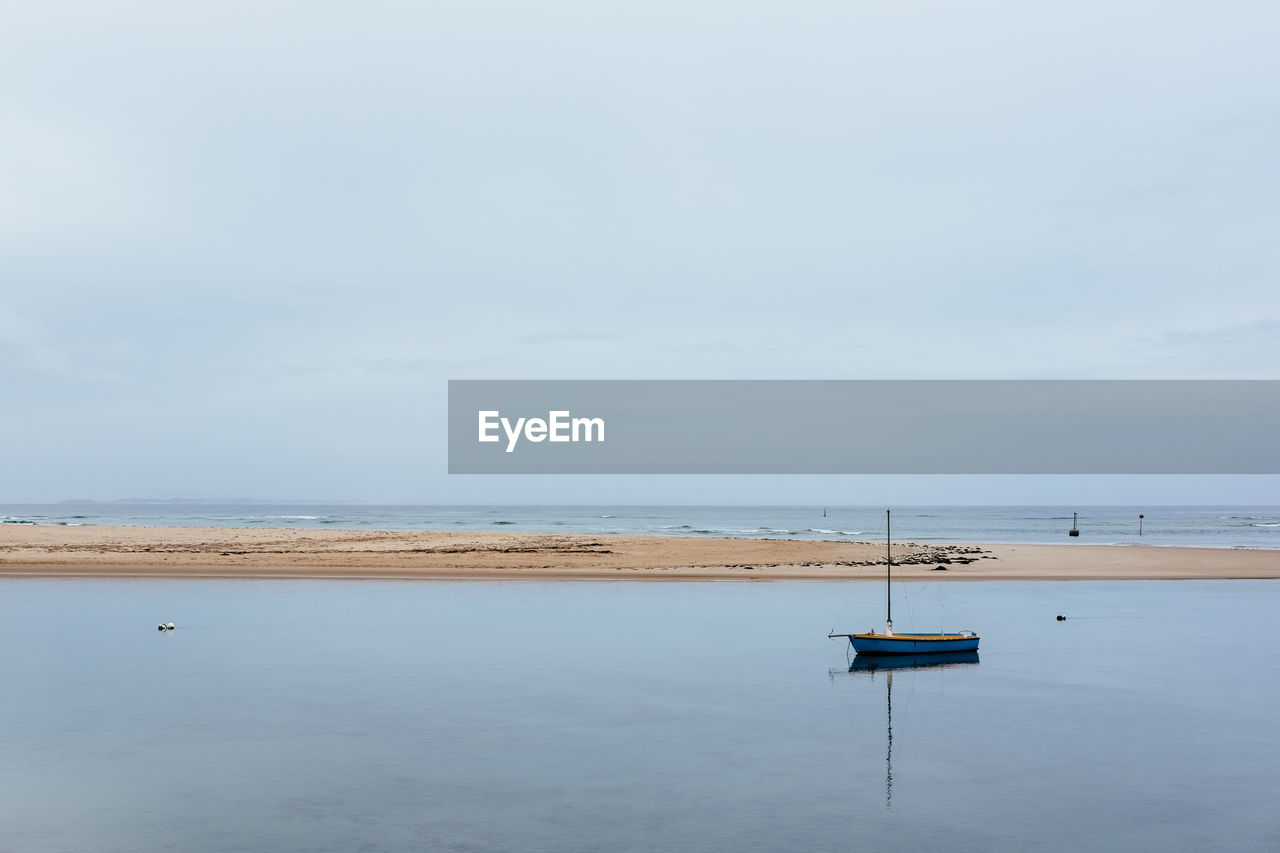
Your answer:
[829,509,980,655]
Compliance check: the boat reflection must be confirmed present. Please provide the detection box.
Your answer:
[830,650,979,809]
[848,650,979,673]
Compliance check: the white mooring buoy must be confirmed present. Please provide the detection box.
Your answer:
[166,623,175,630]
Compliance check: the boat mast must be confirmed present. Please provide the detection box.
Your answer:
[886,509,893,634]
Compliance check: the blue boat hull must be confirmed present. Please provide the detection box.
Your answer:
[849,633,980,655]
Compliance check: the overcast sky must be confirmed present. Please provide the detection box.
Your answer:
[2,1,1277,504]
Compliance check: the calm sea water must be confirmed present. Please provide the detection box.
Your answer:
[1,579,1277,852]
[3,503,1280,549]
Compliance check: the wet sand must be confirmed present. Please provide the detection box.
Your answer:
[1,525,1277,581]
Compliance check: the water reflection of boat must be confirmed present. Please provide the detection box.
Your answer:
[848,650,979,673]
[832,650,979,809]
[829,510,980,655]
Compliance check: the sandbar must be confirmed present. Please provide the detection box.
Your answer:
[1,525,1277,581]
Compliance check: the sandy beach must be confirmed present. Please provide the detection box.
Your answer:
[1,525,1277,581]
